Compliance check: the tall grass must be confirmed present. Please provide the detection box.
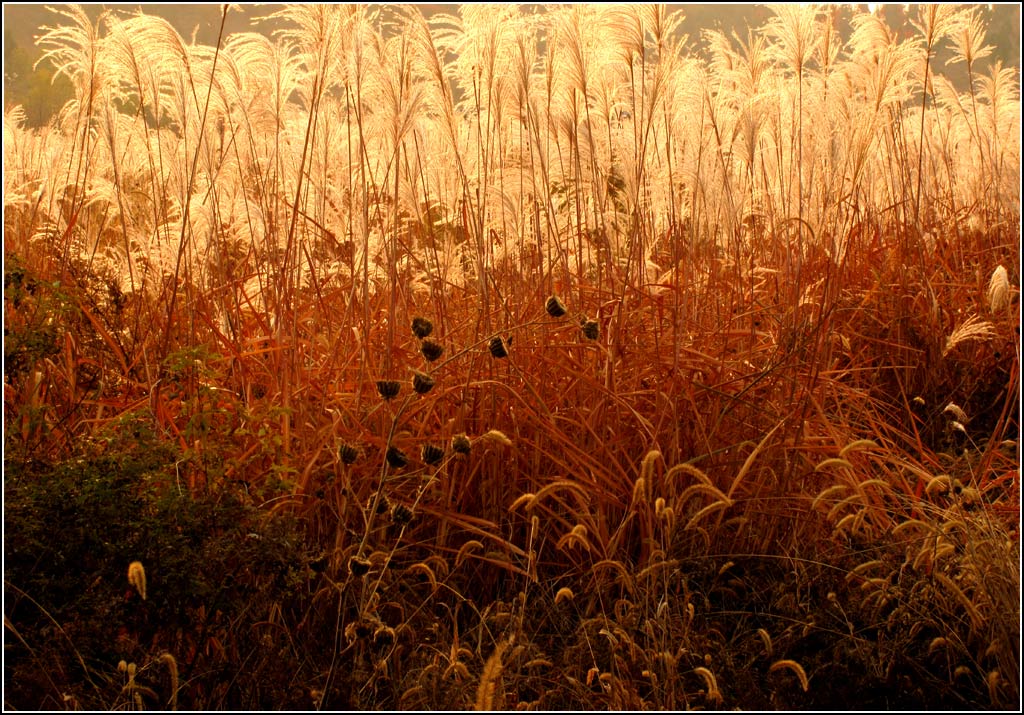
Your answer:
[4,4,1019,710]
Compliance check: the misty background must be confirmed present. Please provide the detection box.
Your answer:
[4,3,1021,126]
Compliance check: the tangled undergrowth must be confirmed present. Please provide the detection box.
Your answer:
[5,244,1018,710]
[4,3,1020,711]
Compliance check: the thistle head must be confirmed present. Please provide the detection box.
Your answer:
[377,380,401,400]
[488,336,509,358]
[421,338,444,362]
[546,295,567,318]
[412,316,434,339]
[412,370,436,394]
[421,443,445,465]
[386,446,409,469]
[451,433,472,455]
[581,318,599,341]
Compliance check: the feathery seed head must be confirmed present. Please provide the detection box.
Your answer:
[479,429,513,448]
[988,265,1011,313]
[127,561,147,600]
[412,316,434,338]
[943,402,968,423]
[943,315,995,356]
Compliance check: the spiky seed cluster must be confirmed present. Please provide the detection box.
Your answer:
[377,380,401,400]
[546,295,567,317]
[339,443,360,464]
[489,336,508,358]
[386,446,408,468]
[581,319,599,340]
[421,444,445,465]
[412,370,435,394]
[412,316,434,339]
[452,433,472,455]
[348,556,371,577]
[421,338,444,362]
[391,503,415,525]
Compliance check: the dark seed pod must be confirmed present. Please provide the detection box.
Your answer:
[309,553,328,573]
[421,338,444,362]
[386,446,408,469]
[365,492,391,515]
[411,316,434,339]
[354,618,375,639]
[489,336,509,358]
[391,503,415,525]
[348,556,371,577]
[581,319,600,341]
[546,295,567,318]
[339,443,360,464]
[373,625,396,649]
[377,380,401,400]
[411,370,435,394]
[451,433,472,455]
[421,443,445,465]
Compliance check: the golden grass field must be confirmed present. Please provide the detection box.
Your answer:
[3,4,1020,710]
